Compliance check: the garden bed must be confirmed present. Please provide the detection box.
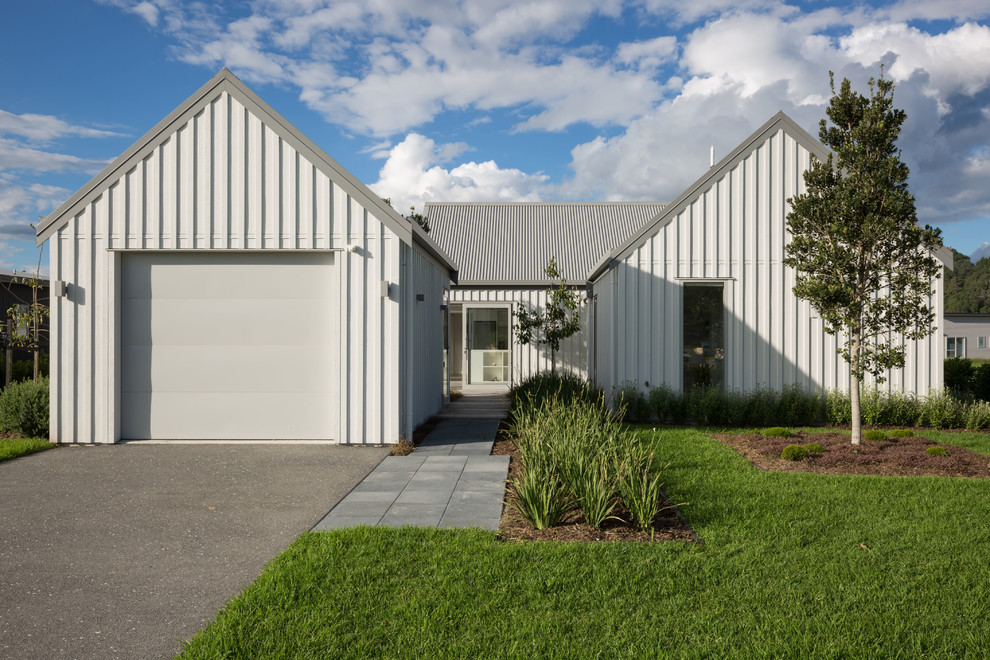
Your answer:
[492,429,696,543]
[715,430,990,478]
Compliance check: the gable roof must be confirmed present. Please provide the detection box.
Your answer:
[35,68,456,276]
[425,201,665,284]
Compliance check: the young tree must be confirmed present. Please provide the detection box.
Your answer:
[3,248,50,382]
[784,71,943,445]
[515,257,582,373]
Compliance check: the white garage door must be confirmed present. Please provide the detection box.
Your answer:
[121,252,337,440]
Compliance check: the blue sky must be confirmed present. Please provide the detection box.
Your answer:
[2,0,989,274]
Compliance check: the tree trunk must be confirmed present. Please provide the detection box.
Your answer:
[551,348,557,374]
[850,371,862,445]
[850,331,862,446]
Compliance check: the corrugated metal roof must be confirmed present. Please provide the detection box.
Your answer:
[424,202,665,283]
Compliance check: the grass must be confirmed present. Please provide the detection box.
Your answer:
[0,436,52,462]
[179,427,990,658]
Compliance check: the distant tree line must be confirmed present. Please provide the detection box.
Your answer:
[944,249,990,313]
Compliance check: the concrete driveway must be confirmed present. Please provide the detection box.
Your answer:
[0,443,389,659]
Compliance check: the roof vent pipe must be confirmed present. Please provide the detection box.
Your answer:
[710,145,715,168]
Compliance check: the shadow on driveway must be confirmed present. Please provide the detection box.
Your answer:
[0,443,388,659]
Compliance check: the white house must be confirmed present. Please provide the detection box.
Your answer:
[426,202,663,390]
[36,69,456,444]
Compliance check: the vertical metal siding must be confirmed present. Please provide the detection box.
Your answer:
[594,128,944,399]
[48,90,433,444]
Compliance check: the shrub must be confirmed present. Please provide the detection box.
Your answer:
[973,363,990,402]
[920,391,964,430]
[612,381,651,422]
[778,383,822,426]
[686,386,732,426]
[762,427,793,438]
[926,445,950,457]
[944,358,974,394]
[860,387,922,427]
[509,372,598,418]
[0,377,49,438]
[890,429,913,438]
[965,401,990,431]
[863,429,887,442]
[780,445,808,461]
[804,443,825,453]
[648,383,684,424]
[616,439,667,534]
[825,389,852,426]
[744,386,779,426]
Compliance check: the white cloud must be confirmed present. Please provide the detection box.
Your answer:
[0,110,124,142]
[0,138,109,173]
[370,133,549,212]
[616,36,678,70]
[841,22,990,104]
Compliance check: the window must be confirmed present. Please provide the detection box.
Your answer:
[946,337,966,358]
[683,283,725,391]
[980,336,987,350]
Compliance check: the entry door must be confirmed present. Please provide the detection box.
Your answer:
[464,305,511,387]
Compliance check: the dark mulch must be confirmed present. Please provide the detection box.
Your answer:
[491,424,697,543]
[715,430,990,479]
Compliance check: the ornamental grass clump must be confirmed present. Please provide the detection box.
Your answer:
[616,440,668,534]
[553,397,624,529]
[507,398,574,529]
[780,445,808,461]
[926,445,950,457]
[804,443,825,453]
[762,427,793,438]
[890,429,914,438]
[863,429,887,442]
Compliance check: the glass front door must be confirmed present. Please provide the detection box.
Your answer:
[466,306,511,386]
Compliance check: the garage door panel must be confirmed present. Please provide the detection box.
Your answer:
[122,344,334,393]
[122,298,333,347]
[122,252,334,300]
[121,392,333,440]
[120,252,337,441]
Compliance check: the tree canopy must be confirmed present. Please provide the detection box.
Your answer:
[944,249,990,313]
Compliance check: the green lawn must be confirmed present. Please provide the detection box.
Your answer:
[179,428,990,658]
[0,436,52,462]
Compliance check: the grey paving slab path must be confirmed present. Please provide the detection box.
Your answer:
[315,393,510,531]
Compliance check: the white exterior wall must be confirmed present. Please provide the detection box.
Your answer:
[46,86,431,444]
[593,124,944,398]
[449,287,589,383]
[403,244,451,435]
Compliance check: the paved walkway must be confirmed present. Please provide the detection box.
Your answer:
[314,393,510,531]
